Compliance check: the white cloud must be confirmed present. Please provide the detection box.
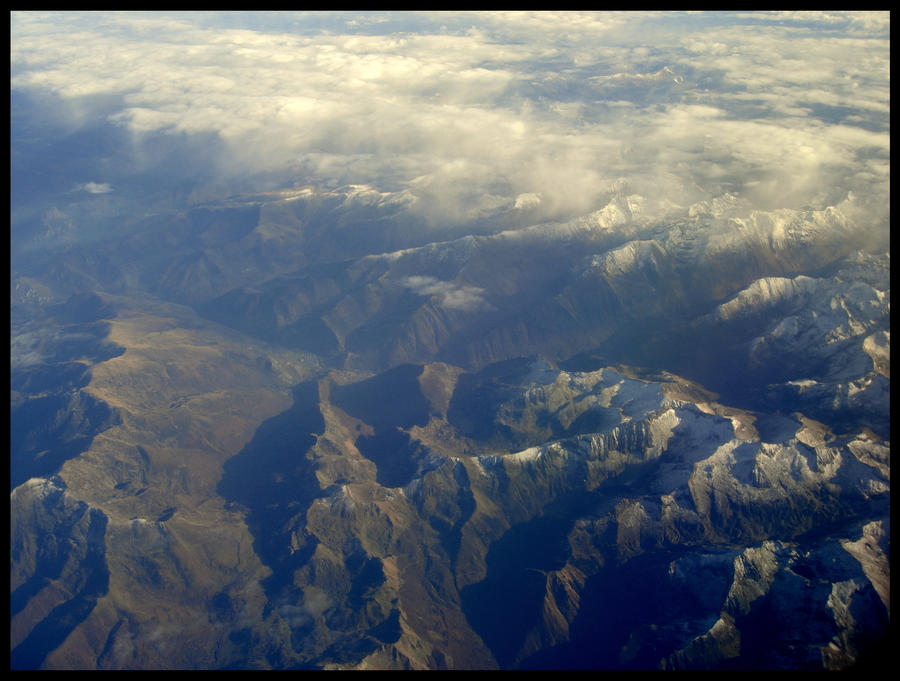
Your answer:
[75,182,113,194]
[403,275,493,312]
[10,11,890,229]
[514,193,542,210]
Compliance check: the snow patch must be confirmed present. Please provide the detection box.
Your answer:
[510,446,545,462]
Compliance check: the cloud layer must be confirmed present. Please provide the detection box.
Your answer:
[11,11,890,229]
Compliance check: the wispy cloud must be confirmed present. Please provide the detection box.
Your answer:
[403,275,493,312]
[74,182,113,194]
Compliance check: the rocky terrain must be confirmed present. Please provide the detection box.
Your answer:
[10,185,890,669]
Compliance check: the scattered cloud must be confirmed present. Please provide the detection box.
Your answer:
[403,275,493,312]
[276,589,332,629]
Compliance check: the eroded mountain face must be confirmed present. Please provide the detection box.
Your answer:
[10,187,890,670]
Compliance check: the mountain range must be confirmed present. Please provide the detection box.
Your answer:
[10,183,890,669]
